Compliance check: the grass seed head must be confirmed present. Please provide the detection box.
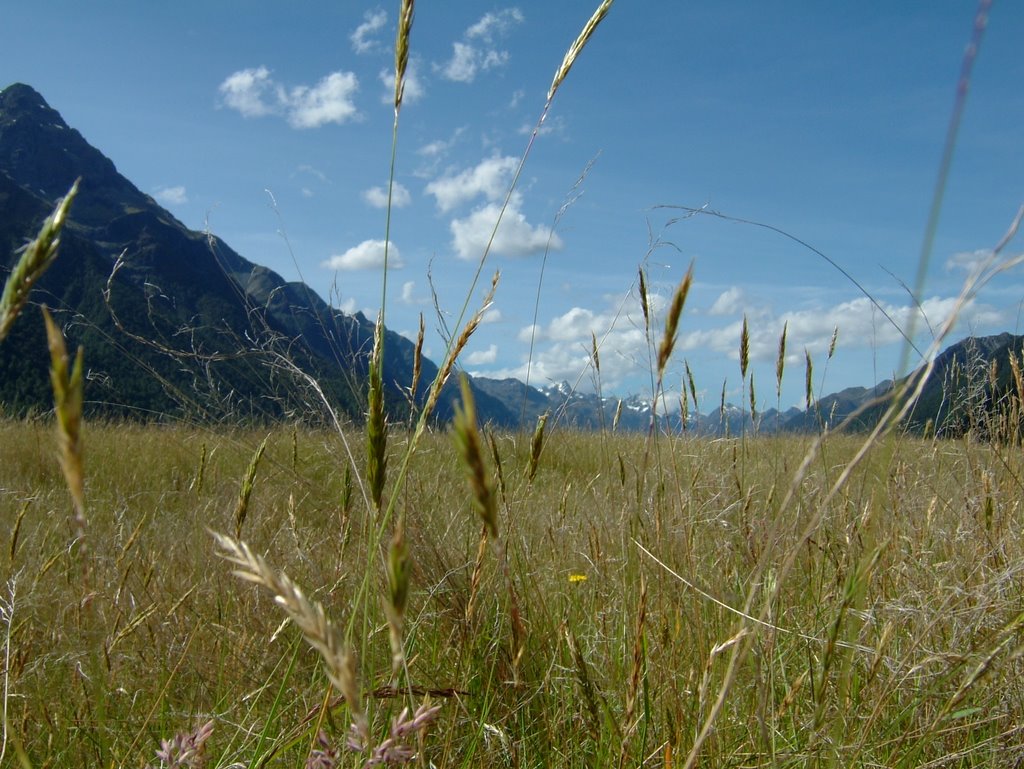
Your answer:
[548,0,614,102]
[0,180,78,345]
[740,315,750,379]
[393,0,415,114]
[776,322,788,398]
[213,533,366,735]
[233,435,268,539]
[637,268,650,333]
[452,373,497,539]
[804,349,814,410]
[685,360,698,408]
[527,411,549,483]
[657,262,695,379]
[42,306,86,544]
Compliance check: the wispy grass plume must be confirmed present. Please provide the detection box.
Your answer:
[213,533,368,744]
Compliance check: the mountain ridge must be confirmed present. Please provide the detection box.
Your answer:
[1,82,1020,437]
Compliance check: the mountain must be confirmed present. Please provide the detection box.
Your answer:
[898,332,1024,438]
[2,83,1020,438]
[0,82,527,425]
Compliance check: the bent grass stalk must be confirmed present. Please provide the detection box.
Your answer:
[213,533,369,746]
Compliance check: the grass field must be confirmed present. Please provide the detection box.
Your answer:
[2,418,1023,767]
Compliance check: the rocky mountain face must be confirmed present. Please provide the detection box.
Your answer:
[1,83,1019,437]
[0,82,524,425]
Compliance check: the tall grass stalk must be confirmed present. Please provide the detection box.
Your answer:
[42,306,86,562]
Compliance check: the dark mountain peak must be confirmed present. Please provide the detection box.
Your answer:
[0,82,143,213]
[0,83,64,125]
[937,332,1023,366]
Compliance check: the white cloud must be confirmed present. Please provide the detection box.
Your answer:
[363,182,412,209]
[351,9,387,54]
[465,344,499,365]
[436,8,524,83]
[322,240,404,271]
[425,155,518,212]
[400,280,429,305]
[946,249,995,274]
[301,187,314,198]
[285,72,360,128]
[450,198,561,260]
[339,297,358,314]
[219,68,360,128]
[440,42,479,83]
[153,185,187,206]
[467,8,524,41]
[379,59,426,105]
[708,287,745,316]
[679,294,1008,367]
[481,307,503,324]
[418,128,465,158]
[218,66,276,117]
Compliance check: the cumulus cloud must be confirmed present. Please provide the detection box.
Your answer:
[450,198,561,259]
[153,185,187,206]
[425,155,518,212]
[436,7,523,83]
[465,344,499,365]
[467,8,524,40]
[322,240,404,271]
[946,249,995,274]
[219,68,360,128]
[481,307,503,324]
[351,9,386,54]
[219,66,276,117]
[708,286,745,316]
[400,280,429,305]
[680,294,1007,366]
[285,72,360,128]
[363,182,412,209]
[487,294,650,389]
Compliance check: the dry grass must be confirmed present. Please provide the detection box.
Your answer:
[2,419,1024,767]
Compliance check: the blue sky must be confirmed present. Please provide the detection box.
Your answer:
[3,2,1023,410]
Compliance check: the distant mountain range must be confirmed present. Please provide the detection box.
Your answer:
[2,82,1022,437]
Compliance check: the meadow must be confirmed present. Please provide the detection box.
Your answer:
[1,416,1024,767]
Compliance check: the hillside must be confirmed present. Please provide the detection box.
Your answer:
[0,82,524,425]
[2,82,1020,437]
